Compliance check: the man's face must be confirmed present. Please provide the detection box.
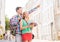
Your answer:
[17,8,22,15]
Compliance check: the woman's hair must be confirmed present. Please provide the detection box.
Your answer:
[23,12,26,19]
[23,12,29,19]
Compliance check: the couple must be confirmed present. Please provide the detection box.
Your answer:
[10,7,37,42]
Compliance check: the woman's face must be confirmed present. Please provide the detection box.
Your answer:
[23,12,29,21]
[24,12,29,17]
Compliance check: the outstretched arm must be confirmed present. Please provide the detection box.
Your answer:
[28,4,40,14]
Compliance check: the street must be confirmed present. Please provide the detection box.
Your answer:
[0,39,60,42]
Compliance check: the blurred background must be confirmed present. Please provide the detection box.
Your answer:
[0,0,60,41]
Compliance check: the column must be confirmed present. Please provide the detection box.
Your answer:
[0,0,5,33]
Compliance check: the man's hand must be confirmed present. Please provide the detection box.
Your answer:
[36,4,40,8]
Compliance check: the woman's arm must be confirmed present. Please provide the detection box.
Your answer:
[20,20,29,30]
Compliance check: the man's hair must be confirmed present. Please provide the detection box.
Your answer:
[16,7,22,11]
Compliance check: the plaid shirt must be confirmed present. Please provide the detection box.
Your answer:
[10,15,22,34]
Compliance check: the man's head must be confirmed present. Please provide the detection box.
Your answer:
[16,7,22,15]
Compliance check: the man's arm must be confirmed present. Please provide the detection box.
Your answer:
[28,4,40,14]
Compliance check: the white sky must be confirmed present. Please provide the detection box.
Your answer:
[5,0,29,19]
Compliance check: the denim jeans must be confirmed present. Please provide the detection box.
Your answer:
[15,34,22,42]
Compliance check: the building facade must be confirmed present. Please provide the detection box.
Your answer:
[25,0,57,40]
[0,0,5,33]
[54,0,60,40]
[0,0,60,40]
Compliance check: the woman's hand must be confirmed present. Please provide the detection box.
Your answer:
[28,22,37,28]
[29,23,35,28]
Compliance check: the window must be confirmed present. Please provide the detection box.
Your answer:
[57,0,60,8]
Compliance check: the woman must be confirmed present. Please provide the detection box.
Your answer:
[20,12,34,42]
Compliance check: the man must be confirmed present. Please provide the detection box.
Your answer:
[10,5,40,42]
[10,7,23,42]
